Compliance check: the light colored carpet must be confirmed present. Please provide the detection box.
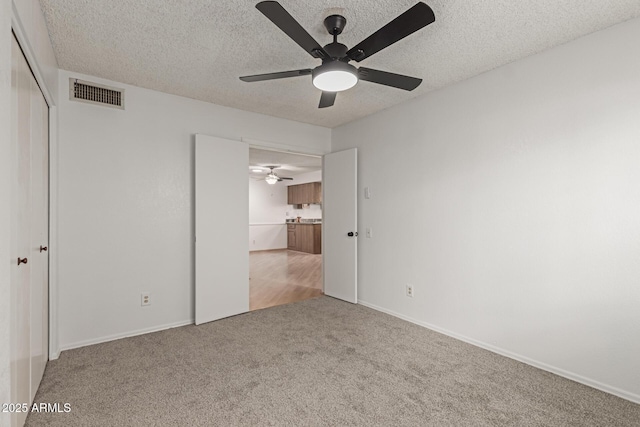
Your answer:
[27,297,639,426]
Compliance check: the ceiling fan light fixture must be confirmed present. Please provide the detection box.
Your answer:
[265,174,278,185]
[312,61,358,92]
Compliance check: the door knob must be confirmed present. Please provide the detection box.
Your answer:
[40,245,48,252]
[17,257,28,265]
[347,232,358,237]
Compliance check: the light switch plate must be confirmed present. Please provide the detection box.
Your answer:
[364,187,371,199]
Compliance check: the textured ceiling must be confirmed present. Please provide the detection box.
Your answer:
[40,0,640,128]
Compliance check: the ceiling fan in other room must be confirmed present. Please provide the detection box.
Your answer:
[240,1,435,108]
[262,166,293,184]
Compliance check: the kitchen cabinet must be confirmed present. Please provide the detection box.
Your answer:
[287,224,321,254]
[287,224,296,250]
[287,185,299,204]
[287,182,321,205]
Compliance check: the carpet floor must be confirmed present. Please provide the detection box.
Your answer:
[26,297,639,426]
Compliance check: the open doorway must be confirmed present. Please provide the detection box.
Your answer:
[195,136,356,324]
[248,148,323,311]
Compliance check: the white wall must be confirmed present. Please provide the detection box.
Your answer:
[249,179,287,251]
[57,69,330,350]
[286,170,323,220]
[289,169,321,185]
[332,18,640,402]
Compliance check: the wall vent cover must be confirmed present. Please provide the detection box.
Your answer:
[69,78,124,109]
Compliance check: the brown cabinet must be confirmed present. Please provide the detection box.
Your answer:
[287,182,321,205]
[286,224,321,254]
[287,185,299,204]
[287,224,296,249]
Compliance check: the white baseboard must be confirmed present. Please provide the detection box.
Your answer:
[59,319,194,353]
[357,299,640,404]
[249,247,287,252]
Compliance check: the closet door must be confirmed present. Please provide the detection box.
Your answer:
[11,33,50,425]
[11,35,33,426]
[29,68,49,400]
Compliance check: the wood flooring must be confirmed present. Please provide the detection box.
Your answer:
[249,249,323,311]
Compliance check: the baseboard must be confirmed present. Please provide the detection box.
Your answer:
[59,319,194,353]
[357,299,640,404]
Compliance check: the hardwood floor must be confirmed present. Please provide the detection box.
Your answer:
[250,249,323,311]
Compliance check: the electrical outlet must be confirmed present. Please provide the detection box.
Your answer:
[141,292,151,306]
[406,284,414,298]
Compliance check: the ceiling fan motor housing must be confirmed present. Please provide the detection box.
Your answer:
[323,42,348,60]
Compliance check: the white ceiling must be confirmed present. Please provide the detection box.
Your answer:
[40,1,640,128]
[249,148,321,181]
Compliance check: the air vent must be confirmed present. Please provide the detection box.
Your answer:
[69,78,124,109]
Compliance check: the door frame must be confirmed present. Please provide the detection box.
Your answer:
[194,136,330,318]
[242,140,358,305]
[243,139,328,300]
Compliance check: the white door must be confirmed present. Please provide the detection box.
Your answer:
[29,72,49,400]
[195,134,249,325]
[11,34,32,427]
[323,148,358,303]
[11,33,50,426]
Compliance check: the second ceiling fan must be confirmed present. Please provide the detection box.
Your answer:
[240,1,436,108]
[264,166,293,184]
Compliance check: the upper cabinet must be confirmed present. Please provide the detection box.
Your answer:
[288,182,322,205]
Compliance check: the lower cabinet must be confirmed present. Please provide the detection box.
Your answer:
[287,225,296,249]
[287,224,321,254]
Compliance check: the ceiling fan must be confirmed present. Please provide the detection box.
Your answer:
[240,1,435,108]
[263,166,293,184]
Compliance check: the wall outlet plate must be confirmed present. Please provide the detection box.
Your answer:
[141,292,151,306]
[406,284,414,298]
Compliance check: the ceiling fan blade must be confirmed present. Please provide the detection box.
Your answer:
[319,91,336,108]
[240,69,312,82]
[357,68,422,91]
[346,2,435,62]
[279,177,294,180]
[256,1,329,59]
